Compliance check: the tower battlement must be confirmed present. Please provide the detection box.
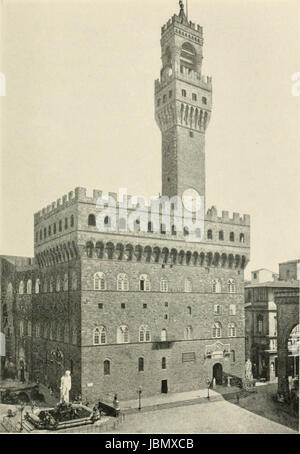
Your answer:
[161,13,203,38]
[34,186,250,227]
[206,206,250,226]
[155,64,212,93]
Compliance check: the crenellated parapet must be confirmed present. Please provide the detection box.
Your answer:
[161,13,203,43]
[206,206,250,226]
[155,64,212,94]
[34,187,249,224]
[34,189,78,225]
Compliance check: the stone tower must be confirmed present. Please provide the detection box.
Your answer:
[155,3,212,207]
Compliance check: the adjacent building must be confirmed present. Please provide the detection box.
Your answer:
[245,261,299,381]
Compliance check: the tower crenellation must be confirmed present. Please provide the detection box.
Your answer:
[155,3,212,203]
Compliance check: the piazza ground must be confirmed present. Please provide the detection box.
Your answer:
[105,384,298,435]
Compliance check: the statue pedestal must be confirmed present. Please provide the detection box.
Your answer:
[242,378,256,392]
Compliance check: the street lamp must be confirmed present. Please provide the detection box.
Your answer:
[138,386,142,411]
[206,378,211,400]
[19,403,25,432]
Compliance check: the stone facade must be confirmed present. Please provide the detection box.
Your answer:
[1,5,251,403]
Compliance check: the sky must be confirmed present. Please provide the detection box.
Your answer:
[0,0,299,279]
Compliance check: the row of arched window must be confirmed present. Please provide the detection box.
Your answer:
[35,215,75,243]
[207,230,245,243]
[17,272,78,294]
[212,322,237,338]
[93,273,237,293]
[92,322,237,345]
[102,356,168,376]
[18,320,77,344]
[86,213,246,244]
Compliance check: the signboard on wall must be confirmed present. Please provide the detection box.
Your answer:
[205,341,230,359]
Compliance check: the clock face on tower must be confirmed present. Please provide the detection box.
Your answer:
[182,188,202,213]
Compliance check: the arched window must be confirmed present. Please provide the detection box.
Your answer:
[49,322,54,340]
[71,271,77,290]
[104,216,111,227]
[228,279,236,293]
[64,324,69,343]
[257,314,263,334]
[207,229,213,240]
[195,228,201,239]
[117,273,129,291]
[35,323,40,338]
[56,277,61,292]
[88,214,96,226]
[72,326,77,345]
[160,277,168,292]
[19,321,24,337]
[94,272,106,291]
[161,329,167,341]
[7,282,13,296]
[180,42,196,71]
[162,357,167,370]
[228,322,236,337]
[43,279,48,293]
[184,326,193,340]
[26,280,32,294]
[138,357,144,372]
[139,325,151,342]
[104,359,110,376]
[93,326,107,345]
[63,273,68,291]
[19,281,24,294]
[230,232,235,242]
[214,304,221,315]
[140,274,150,291]
[70,214,74,227]
[171,225,177,235]
[219,231,224,241]
[184,278,192,293]
[229,304,236,315]
[187,306,192,315]
[147,221,153,233]
[212,279,221,293]
[49,278,54,293]
[212,322,222,338]
[86,241,94,258]
[117,325,129,344]
[183,226,189,236]
[240,233,245,243]
[35,279,40,294]
[27,321,32,337]
[119,218,126,231]
[231,350,236,362]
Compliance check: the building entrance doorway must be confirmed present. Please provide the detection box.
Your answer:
[161,379,168,393]
[213,363,223,385]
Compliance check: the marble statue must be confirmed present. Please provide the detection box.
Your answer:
[245,359,253,380]
[60,370,72,404]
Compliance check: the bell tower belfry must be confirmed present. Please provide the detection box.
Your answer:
[155,2,212,207]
